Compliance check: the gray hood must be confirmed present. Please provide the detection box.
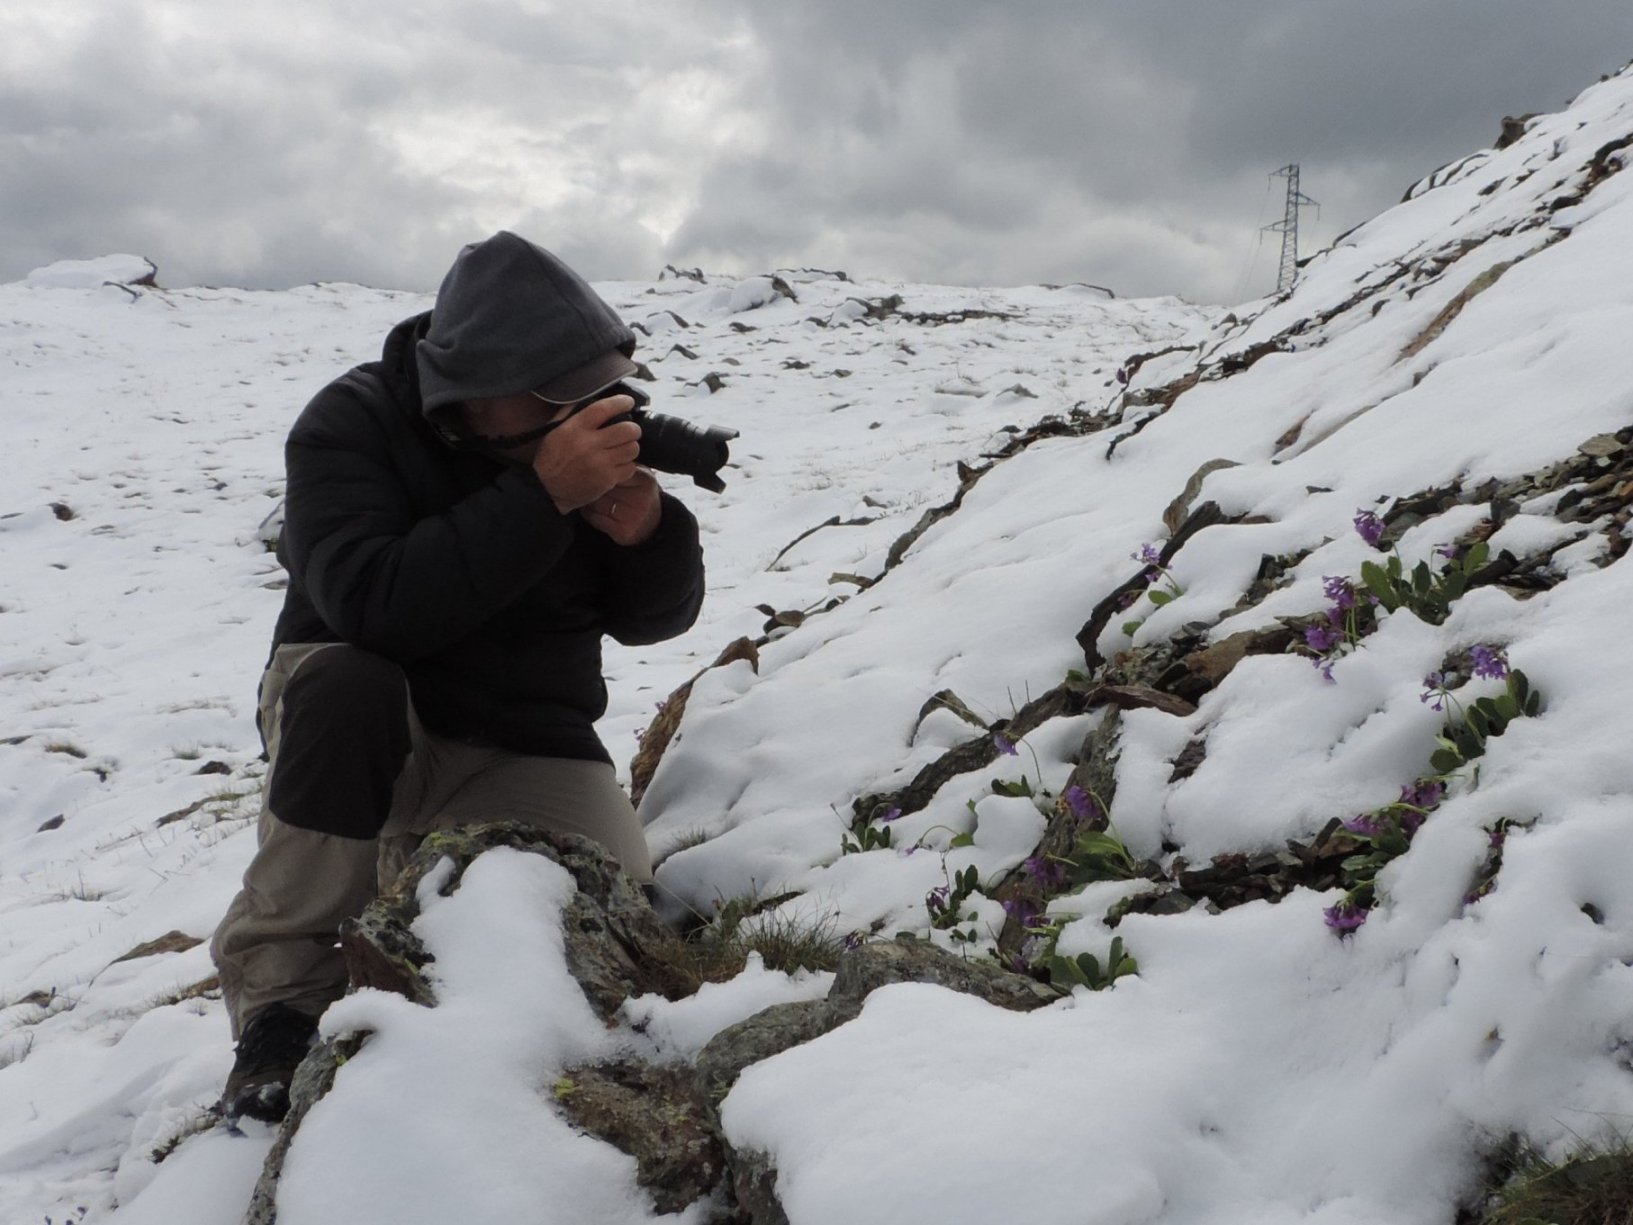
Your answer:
[415,231,636,416]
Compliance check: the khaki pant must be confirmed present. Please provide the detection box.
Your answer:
[211,643,652,1037]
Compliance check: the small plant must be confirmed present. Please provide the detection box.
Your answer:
[841,805,900,855]
[926,864,983,930]
[1120,543,1184,637]
[1325,651,1539,935]
[1422,656,1539,776]
[1048,936,1138,992]
[1362,540,1491,627]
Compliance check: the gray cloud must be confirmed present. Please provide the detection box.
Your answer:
[1,2,1629,301]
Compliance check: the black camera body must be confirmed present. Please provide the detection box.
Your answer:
[610,404,739,493]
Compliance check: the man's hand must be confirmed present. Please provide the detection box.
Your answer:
[581,469,663,546]
[531,395,642,514]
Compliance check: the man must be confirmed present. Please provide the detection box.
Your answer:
[210,232,704,1123]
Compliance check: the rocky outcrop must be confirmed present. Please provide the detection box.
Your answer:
[248,827,1064,1225]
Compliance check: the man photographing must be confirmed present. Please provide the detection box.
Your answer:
[211,231,705,1123]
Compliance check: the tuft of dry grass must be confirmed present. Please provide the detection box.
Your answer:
[1480,1136,1633,1225]
[672,893,847,987]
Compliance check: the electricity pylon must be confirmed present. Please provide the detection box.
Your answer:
[1264,164,1318,294]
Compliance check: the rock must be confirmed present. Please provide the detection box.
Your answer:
[244,1034,363,1225]
[111,930,202,964]
[36,814,65,832]
[554,1058,733,1215]
[631,637,760,806]
[1084,683,1197,718]
[696,1001,839,1106]
[728,1148,790,1225]
[1579,433,1625,459]
[257,827,704,1219]
[1496,114,1536,150]
[1162,459,1239,536]
[828,936,1058,1015]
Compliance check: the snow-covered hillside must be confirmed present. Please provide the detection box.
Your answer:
[5,60,1633,1225]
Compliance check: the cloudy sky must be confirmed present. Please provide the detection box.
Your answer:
[4,2,1631,303]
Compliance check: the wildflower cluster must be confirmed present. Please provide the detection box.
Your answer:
[1360,538,1492,627]
[1302,510,1494,678]
[1304,575,1371,681]
[1120,542,1185,637]
[1324,656,1539,935]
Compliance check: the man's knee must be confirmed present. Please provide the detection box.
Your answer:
[267,646,413,839]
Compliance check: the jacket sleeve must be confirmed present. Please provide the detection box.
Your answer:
[281,393,577,661]
[594,491,705,646]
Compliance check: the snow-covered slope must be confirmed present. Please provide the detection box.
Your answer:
[0,254,1206,1220]
[5,60,1633,1225]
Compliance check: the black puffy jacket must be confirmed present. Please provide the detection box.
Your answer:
[269,312,705,763]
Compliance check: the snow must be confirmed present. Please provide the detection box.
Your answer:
[2,62,1632,1225]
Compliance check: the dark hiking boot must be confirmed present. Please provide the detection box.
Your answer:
[221,1002,318,1124]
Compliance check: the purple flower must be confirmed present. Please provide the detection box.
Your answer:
[1323,900,1370,933]
[1343,813,1387,837]
[1353,510,1385,548]
[1435,544,1460,561]
[1023,854,1068,890]
[1063,785,1098,822]
[1399,779,1446,811]
[927,884,951,909]
[1323,577,1358,611]
[1487,827,1506,849]
[842,932,865,951]
[1420,673,1448,711]
[1132,543,1163,567]
[1317,659,1337,684]
[878,806,904,824]
[1002,897,1042,928]
[1470,644,1509,681]
[1305,621,1341,653]
[993,732,1019,757]
[1116,589,1142,610]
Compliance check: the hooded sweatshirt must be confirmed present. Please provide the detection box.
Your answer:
[267,236,704,762]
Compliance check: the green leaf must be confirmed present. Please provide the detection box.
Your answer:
[1049,955,1088,989]
[1412,562,1433,596]
[1430,748,1463,774]
[949,832,975,848]
[1360,561,1399,611]
[1492,693,1519,721]
[1386,554,1403,581]
[1148,589,1175,607]
[1121,618,1145,636]
[1463,542,1490,574]
[992,778,1034,798]
[1466,705,1491,739]
[1453,724,1485,760]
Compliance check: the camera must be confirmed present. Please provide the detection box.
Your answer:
[594,383,740,494]
[450,380,740,493]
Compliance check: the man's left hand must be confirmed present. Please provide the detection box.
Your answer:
[581,469,662,546]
